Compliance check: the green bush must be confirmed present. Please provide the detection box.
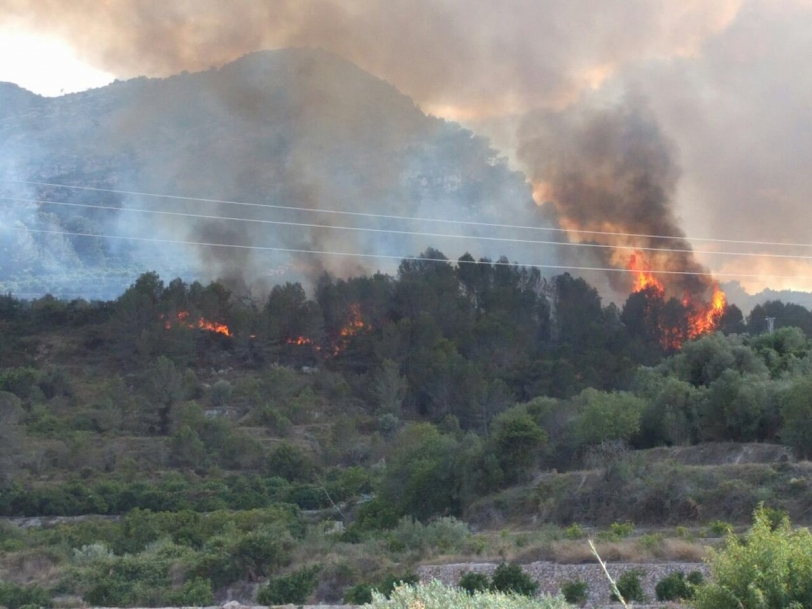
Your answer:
[610,521,634,539]
[708,520,735,537]
[167,578,214,606]
[389,516,471,555]
[377,572,420,598]
[459,572,490,595]
[610,569,645,603]
[0,582,52,609]
[563,523,584,539]
[344,583,374,605]
[560,578,588,605]
[694,506,812,609]
[489,563,538,597]
[369,580,569,609]
[655,570,703,601]
[256,565,321,605]
[760,505,789,531]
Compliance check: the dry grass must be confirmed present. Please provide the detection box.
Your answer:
[0,547,66,585]
[515,537,709,565]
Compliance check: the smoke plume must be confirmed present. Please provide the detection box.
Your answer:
[7,0,812,300]
[1,0,741,116]
[517,96,713,299]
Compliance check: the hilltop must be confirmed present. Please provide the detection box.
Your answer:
[0,48,547,299]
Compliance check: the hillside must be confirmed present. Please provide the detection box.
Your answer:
[0,49,550,299]
[2,260,812,605]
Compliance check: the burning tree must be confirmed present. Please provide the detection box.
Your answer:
[622,252,727,351]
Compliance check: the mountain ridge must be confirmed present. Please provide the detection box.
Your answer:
[0,48,548,298]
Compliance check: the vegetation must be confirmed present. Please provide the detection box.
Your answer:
[3,257,812,605]
[368,580,568,609]
[654,570,703,601]
[560,578,589,605]
[488,562,538,597]
[459,571,490,595]
[695,506,812,609]
[610,569,645,603]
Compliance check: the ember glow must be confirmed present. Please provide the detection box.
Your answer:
[287,337,315,346]
[162,312,232,337]
[627,251,726,350]
[340,304,366,338]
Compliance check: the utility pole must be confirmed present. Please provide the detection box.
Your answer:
[765,317,776,335]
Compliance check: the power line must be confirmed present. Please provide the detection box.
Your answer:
[10,225,812,281]
[3,178,811,250]
[5,194,812,262]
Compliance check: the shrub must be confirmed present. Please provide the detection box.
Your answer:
[369,580,569,609]
[389,516,471,555]
[760,505,789,531]
[344,583,374,605]
[459,572,490,595]
[687,570,705,586]
[209,380,233,407]
[638,532,663,551]
[0,582,52,609]
[564,523,584,539]
[256,565,321,605]
[168,578,213,606]
[708,520,735,537]
[489,563,538,597]
[267,442,314,482]
[694,506,812,609]
[560,578,589,605]
[611,569,645,603]
[609,521,634,539]
[655,570,702,601]
[377,572,420,598]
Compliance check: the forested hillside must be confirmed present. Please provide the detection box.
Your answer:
[2,251,812,605]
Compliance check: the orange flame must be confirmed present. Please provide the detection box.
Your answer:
[287,336,314,346]
[282,305,369,354]
[340,304,366,338]
[628,253,665,295]
[162,312,232,337]
[686,285,727,340]
[627,251,726,350]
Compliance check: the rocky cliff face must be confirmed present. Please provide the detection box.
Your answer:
[0,49,552,298]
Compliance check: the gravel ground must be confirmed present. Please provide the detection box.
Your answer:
[418,561,710,608]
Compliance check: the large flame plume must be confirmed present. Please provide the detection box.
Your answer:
[520,98,728,349]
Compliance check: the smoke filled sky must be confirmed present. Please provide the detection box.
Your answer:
[2,0,812,292]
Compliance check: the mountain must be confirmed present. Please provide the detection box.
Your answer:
[0,49,552,298]
[722,281,812,315]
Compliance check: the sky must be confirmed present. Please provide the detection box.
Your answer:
[1,0,812,294]
[0,27,113,95]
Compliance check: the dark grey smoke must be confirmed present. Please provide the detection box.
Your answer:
[517,96,713,298]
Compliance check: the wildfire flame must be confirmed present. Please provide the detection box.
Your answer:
[628,253,665,295]
[284,304,369,354]
[340,304,366,338]
[627,251,726,349]
[162,312,232,337]
[287,336,314,346]
[687,286,727,340]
